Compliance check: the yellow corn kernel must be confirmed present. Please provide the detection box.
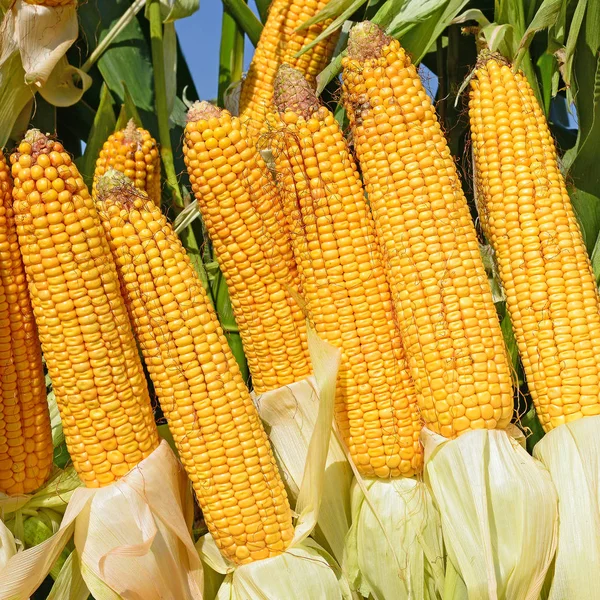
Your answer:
[93,120,161,207]
[10,130,160,488]
[239,0,339,139]
[95,172,294,565]
[264,65,423,478]
[183,101,311,394]
[342,23,513,438]
[0,151,53,495]
[469,55,600,432]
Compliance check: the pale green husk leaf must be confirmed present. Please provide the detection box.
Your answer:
[0,442,203,600]
[423,428,558,600]
[344,477,444,600]
[254,325,351,562]
[47,550,90,600]
[215,538,354,600]
[533,414,600,599]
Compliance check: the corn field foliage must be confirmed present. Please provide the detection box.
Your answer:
[0,0,598,593]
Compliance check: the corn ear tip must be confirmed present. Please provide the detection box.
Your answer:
[96,168,136,201]
[187,101,223,123]
[475,49,511,69]
[347,21,391,61]
[273,64,320,118]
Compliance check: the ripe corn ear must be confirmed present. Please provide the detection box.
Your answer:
[183,101,311,394]
[93,120,161,207]
[239,0,339,138]
[342,23,513,438]
[0,151,53,495]
[95,172,294,565]
[469,55,600,432]
[10,131,160,488]
[23,0,74,5]
[265,65,423,478]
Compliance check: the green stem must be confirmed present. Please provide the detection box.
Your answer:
[218,6,245,106]
[148,0,183,208]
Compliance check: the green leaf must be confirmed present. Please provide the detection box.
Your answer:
[570,187,600,256]
[115,81,144,130]
[399,0,470,64]
[78,0,154,111]
[295,0,363,58]
[255,0,271,22]
[316,51,344,96]
[382,0,458,40]
[163,22,178,115]
[513,0,562,70]
[296,0,363,30]
[500,311,520,385]
[590,231,600,285]
[537,52,557,115]
[565,22,600,195]
[0,49,33,148]
[77,84,116,187]
[451,8,491,26]
[221,0,263,47]
[561,0,588,93]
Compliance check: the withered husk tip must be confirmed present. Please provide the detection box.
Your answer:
[347,21,391,61]
[187,100,222,122]
[273,64,319,119]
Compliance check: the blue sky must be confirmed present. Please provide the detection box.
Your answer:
[176,2,258,101]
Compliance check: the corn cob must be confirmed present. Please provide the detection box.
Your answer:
[23,0,74,5]
[469,55,600,432]
[264,65,423,478]
[342,23,513,438]
[92,120,161,207]
[183,101,311,394]
[239,0,339,138]
[0,151,52,495]
[95,171,294,565]
[10,131,160,488]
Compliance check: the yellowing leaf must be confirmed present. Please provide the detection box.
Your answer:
[533,415,600,599]
[423,428,558,600]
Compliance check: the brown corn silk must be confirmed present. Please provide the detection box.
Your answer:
[0,151,52,495]
[239,0,339,139]
[10,131,159,488]
[92,120,161,207]
[264,65,423,479]
[183,101,311,394]
[469,56,600,432]
[342,23,513,439]
[95,174,294,565]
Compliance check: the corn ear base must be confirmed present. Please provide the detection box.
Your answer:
[0,443,203,600]
[533,415,600,599]
[422,428,558,600]
[343,478,444,600]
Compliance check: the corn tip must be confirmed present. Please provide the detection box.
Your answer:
[347,21,391,61]
[187,101,222,123]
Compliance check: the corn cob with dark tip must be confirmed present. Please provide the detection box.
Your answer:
[239,0,339,139]
[0,151,53,495]
[95,171,294,565]
[183,101,311,394]
[93,120,161,207]
[10,131,160,488]
[469,55,600,432]
[265,65,423,479]
[341,23,514,438]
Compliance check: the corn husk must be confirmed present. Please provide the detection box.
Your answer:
[423,427,558,600]
[254,377,353,562]
[199,326,356,599]
[533,414,600,599]
[0,0,90,146]
[343,476,444,600]
[0,441,203,600]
